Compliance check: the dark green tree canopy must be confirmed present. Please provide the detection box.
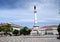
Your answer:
[20,26,31,35]
[57,24,60,33]
[0,24,13,33]
[13,29,19,36]
[3,24,13,33]
[0,26,3,32]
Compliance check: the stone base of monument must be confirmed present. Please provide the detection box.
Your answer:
[30,30,40,36]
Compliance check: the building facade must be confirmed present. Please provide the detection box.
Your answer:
[40,26,58,35]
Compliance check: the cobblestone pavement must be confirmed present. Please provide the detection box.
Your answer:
[0,36,60,42]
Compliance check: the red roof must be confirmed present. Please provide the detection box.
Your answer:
[41,25,58,28]
[0,23,9,26]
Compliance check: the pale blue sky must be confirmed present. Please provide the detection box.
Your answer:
[0,0,60,27]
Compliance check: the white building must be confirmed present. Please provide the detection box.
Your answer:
[10,23,23,30]
[40,25,58,35]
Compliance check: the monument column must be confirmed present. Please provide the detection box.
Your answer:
[30,5,39,36]
[33,5,39,30]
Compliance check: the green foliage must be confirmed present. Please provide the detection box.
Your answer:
[3,24,13,33]
[0,24,13,34]
[0,26,3,32]
[13,29,19,36]
[57,24,60,33]
[20,26,32,35]
[27,29,32,35]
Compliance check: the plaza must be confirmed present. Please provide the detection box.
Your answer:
[0,35,60,42]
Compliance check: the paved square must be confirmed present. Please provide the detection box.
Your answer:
[0,36,60,42]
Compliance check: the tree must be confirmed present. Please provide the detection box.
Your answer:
[0,26,3,32]
[13,29,19,36]
[20,26,32,35]
[57,24,60,38]
[3,24,13,35]
[27,29,32,35]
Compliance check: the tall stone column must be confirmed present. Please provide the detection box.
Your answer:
[33,5,39,30]
[30,5,39,36]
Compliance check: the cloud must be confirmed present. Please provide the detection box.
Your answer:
[0,0,60,27]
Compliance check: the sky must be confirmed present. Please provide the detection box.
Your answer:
[0,0,60,28]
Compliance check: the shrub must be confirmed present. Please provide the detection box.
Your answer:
[13,29,19,36]
[20,26,31,35]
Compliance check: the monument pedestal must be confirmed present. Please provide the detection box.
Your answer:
[30,26,39,36]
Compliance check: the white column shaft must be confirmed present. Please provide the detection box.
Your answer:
[34,13,37,24]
